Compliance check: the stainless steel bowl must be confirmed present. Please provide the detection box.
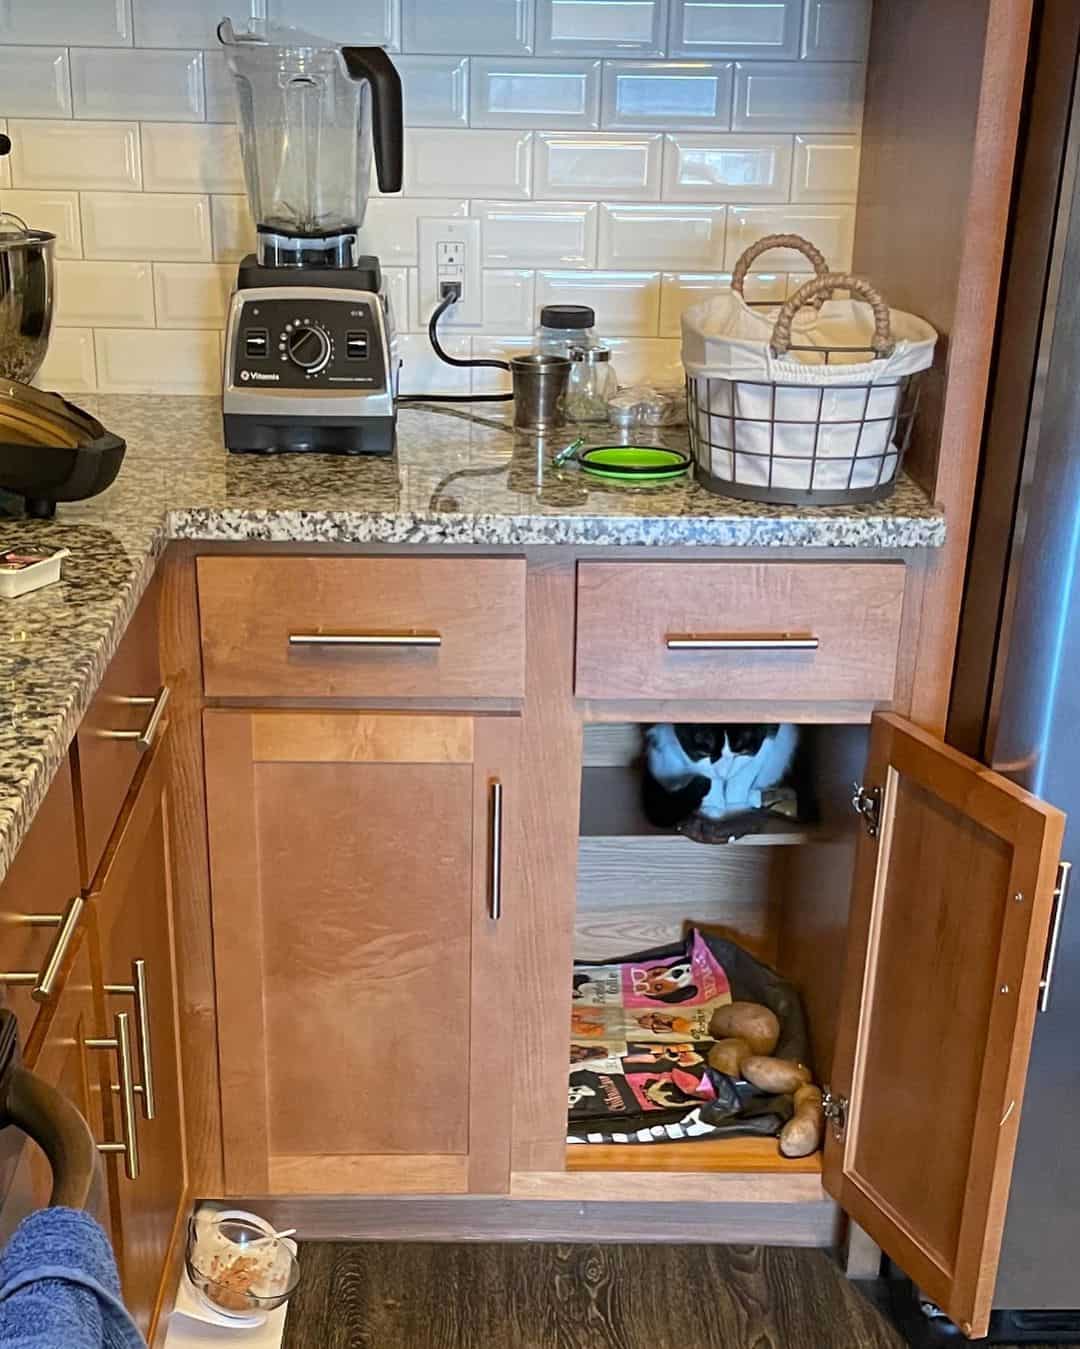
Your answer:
[0,227,55,384]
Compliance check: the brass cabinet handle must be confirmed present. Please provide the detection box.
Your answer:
[0,895,85,1002]
[288,633,442,648]
[489,781,503,922]
[104,959,155,1120]
[87,1012,140,1181]
[666,634,820,651]
[98,685,171,749]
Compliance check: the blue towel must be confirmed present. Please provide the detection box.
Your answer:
[0,1207,144,1348]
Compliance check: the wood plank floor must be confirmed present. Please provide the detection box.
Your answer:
[281,1242,1022,1349]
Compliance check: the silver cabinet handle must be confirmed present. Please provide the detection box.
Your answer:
[666,634,820,651]
[489,780,503,922]
[1040,860,1072,1013]
[87,1011,140,1181]
[288,633,442,648]
[105,959,155,1120]
[0,895,85,1002]
[98,685,170,749]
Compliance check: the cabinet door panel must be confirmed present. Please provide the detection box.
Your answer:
[826,714,1065,1338]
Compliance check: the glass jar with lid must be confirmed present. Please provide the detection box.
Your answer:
[536,304,597,358]
[565,345,618,422]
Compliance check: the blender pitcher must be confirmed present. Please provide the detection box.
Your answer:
[218,17,403,268]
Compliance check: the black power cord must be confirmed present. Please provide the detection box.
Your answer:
[397,285,515,405]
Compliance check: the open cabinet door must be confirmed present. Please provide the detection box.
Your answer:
[824,713,1064,1338]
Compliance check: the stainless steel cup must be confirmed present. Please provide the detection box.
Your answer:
[0,226,56,385]
[511,353,571,431]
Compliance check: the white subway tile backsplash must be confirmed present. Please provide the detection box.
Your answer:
[82,192,212,262]
[802,0,871,61]
[535,133,662,200]
[130,0,223,47]
[470,335,532,392]
[70,48,204,122]
[599,202,726,268]
[662,132,792,201]
[604,335,682,383]
[8,121,141,190]
[473,200,598,267]
[725,203,854,269]
[537,0,668,56]
[659,268,786,334]
[271,0,400,48]
[0,0,131,47]
[471,59,600,129]
[210,195,256,263]
[537,269,660,335]
[153,262,234,328]
[402,0,534,56]
[601,61,733,131]
[482,269,537,332]
[404,129,532,198]
[397,332,473,395]
[34,328,97,393]
[94,328,221,393]
[359,197,469,265]
[141,124,245,194]
[203,52,235,124]
[733,61,864,132]
[398,56,469,127]
[381,266,413,330]
[0,48,71,118]
[669,0,801,58]
[791,133,859,201]
[56,260,155,326]
[0,191,82,257]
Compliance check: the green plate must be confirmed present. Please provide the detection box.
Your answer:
[576,445,690,481]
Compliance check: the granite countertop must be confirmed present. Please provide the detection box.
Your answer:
[0,394,946,883]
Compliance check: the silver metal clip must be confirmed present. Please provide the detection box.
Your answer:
[851,783,881,837]
[822,1087,849,1141]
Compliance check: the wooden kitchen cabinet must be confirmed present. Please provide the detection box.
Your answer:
[203,708,519,1196]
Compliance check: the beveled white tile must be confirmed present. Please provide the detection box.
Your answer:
[802,0,871,60]
[398,56,469,127]
[131,0,225,46]
[537,0,668,57]
[668,0,801,58]
[482,269,536,332]
[33,328,97,394]
[94,328,222,394]
[82,192,213,262]
[404,129,532,198]
[599,202,726,269]
[473,200,598,267]
[8,121,140,190]
[210,195,256,263]
[141,123,245,194]
[601,60,733,131]
[0,123,9,190]
[397,332,472,396]
[71,48,204,122]
[0,0,131,46]
[791,133,859,201]
[402,0,534,55]
[271,0,400,47]
[659,268,785,334]
[56,260,155,327]
[537,269,660,335]
[471,58,600,129]
[470,336,533,393]
[153,262,234,328]
[0,191,82,258]
[785,270,816,296]
[725,203,854,270]
[662,132,791,201]
[733,60,865,132]
[0,49,71,118]
[381,266,413,331]
[203,52,235,124]
[359,198,469,265]
[535,133,661,200]
[603,335,683,384]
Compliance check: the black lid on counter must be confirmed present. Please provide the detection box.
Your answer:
[539,304,595,329]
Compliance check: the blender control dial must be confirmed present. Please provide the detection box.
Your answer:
[283,320,332,373]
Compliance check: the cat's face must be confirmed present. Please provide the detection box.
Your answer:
[673,723,779,761]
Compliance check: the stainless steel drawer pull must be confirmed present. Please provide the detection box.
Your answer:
[88,1012,140,1181]
[100,685,171,749]
[105,959,155,1120]
[666,634,820,652]
[0,895,85,1002]
[489,781,504,922]
[288,633,442,648]
[1039,860,1072,1014]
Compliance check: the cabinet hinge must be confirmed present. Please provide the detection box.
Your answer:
[822,1087,848,1141]
[851,783,881,837]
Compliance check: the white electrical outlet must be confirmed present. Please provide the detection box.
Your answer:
[418,217,482,326]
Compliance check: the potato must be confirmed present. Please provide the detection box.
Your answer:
[793,1083,822,1111]
[707,1037,752,1078]
[779,1091,825,1158]
[707,1001,780,1056]
[741,1055,813,1095]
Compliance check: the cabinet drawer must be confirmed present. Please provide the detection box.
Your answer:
[198,556,527,699]
[74,576,163,887]
[575,561,906,703]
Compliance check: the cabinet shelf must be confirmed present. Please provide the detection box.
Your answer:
[566,1136,822,1175]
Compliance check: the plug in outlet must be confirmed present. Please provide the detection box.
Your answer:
[418,217,482,326]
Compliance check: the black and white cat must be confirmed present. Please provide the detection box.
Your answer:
[642,723,798,828]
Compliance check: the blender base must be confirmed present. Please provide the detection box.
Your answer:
[223,413,395,456]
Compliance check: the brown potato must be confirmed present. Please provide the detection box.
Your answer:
[706,1037,751,1078]
[707,1001,780,1056]
[779,1098,825,1158]
[793,1083,822,1111]
[741,1055,813,1094]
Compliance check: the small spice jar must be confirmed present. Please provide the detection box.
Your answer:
[564,346,618,423]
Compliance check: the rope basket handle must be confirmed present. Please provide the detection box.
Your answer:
[770,272,895,360]
[731,233,829,300]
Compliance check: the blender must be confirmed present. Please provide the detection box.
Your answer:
[218,18,403,454]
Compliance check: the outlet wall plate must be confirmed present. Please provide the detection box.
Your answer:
[418,216,483,326]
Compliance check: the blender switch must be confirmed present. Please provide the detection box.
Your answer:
[346,331,369,359]
[245,328,269,358]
